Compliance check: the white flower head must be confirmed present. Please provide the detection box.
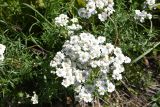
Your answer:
[146,0,155,6]
[112,73,122,80]
[95,0,105,9]
[78,0,114,20]
[50,32,131,103]
[79,52,90,63]
[71,18,79,23]
[147,13,152,20]
[0,44,6,61]
[78,8,89,18]
[0,44,6,54]
[134,10,152,23]
[107,82,115,93]
[55,14,69,27]
[97,36,106,44]
[124,56,131,63]
[0,54,4,61]
[62,76,75,87]
[31,91,38,104]
[86,1,96,14]
[98,12,108,22]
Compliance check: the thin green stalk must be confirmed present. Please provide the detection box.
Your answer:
[109,17,119,46]
[23,3,54,29]
[132,42,160,64]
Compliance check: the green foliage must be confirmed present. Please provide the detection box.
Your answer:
[152,91,160,107]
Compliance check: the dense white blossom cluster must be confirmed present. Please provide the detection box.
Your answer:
[55,14,82,35]
[50,32,131,103]
[0,44,6,61]
[78,0,115,21]
[134,0,156,23]
[134,10,152,23]
[55,14,69,27]
[146,0,155,6]
[31,91,38,104]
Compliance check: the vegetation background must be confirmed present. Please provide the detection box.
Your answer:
[0,0,160,106]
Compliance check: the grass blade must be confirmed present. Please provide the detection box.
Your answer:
[132,42,160,64]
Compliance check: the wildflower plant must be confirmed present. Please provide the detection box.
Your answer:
[55,14,82,35]
[0,44,6,61]
[51,0,132,103]
[78,0,115,21]
[31,91,38,104]
[134,10,152,23]
[0,0,160,106]
[50,31,131,103]
[134,0,156,22]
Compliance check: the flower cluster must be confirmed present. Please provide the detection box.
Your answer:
[134,10,152,23]
[146,0,155,6]
[0,44,6,61]
[134,0,156,23]
[31,91,38,104]
[55,14,69,27]
[50,32,131,103]
[78,0,115,21]
[55,14,82,35]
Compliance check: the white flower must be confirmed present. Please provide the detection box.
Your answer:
[107,82,115,92]
[71,18,79,23]
[97,36,106,44]
[115,54,125,64]
[86,1,96,14]
[134,10,152,23]
[112,73,122,80]
[31,91,38,104]
[98,12,108,21]
[146,0,155,6]
[0,44,6,61]
[95,0,105,9]
[54,52,65,61]
[124,56,131,63]
[50,60,57,67]
[90,49,100,59]
[67,24,82,31]
[78,8,88,18]
[147,13,152,20]
[78,0,114,20]
[100,46,108,56]
[106,43,114,54]
[78,88,93,103]
[135,10,141,16]
[90,61,98,68]
[79,51,90,63]
[0,54,4,61]
[51,70,55,74]
[62,62,71,69]
[104,4,115,15]
[0,44,6,55]
[75,85,82,93]
[50,32,130,103]
[65,68,73,77]
[56,68,66,77]
[68,30,74,35]
[75,70,85,83]
[61,79,71,87]
[55,14,69,27]
[113,64,125,73]
[98,86,106,95]
[61,76,75,87]
[114,47,122,56]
